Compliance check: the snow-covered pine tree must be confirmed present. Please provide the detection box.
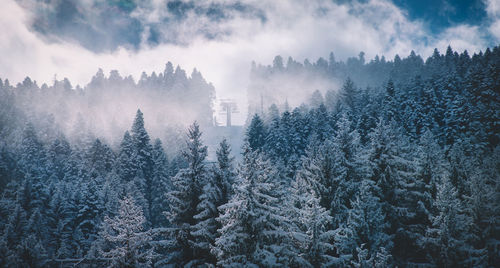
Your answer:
[278,110,294,166]
[367,118,422,264]
[213,138,236,204]
[22,207,49,266]
[18,122,48,211]
[57,182,81,258]
[246,114,267,152]
[337,77,359,122]
[265,109,282,160]
[459,146,499,266]
[191,138,235,266]
[289,107,310,163]
[47,135,72,182]
[131,109,155,223]
[308,103,332,142]
[422,175,474,266]
[310,90,324,109]
[98,195,153,267]
[295,140,336,217]
[0,143,17,191]
[75,178,103,256]
[0,203,29,266]
[356,88,378,145]
[382,79,399,123]
[150,139,171,228]
[46,181,71,259]
[394,129,447,266]
[215,145,287,267]
[163,121,208,266]
[335,179,393,267]
[116,131,137,183]
[84,138,114,181]
[330,113,364,227]
[289,169,336,267]
[19,122,47,179]
[99,171,121,219]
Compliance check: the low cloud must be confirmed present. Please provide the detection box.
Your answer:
[484,0,500,41]
[1,0,497,124]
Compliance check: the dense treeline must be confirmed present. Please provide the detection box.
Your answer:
[0,62,215,154]
[249,46,499,143]
[0,46,499,267]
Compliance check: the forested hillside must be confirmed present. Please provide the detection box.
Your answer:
[0,46,498,267]
[0,62,215,156]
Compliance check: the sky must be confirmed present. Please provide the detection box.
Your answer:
[1,0,499,125]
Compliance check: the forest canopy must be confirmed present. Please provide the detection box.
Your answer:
[0,46,498,267]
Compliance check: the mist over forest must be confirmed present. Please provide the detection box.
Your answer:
[1,44,499,267]
[1,62,216,158]
[1,0,500,267]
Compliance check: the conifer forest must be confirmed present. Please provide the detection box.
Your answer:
[1,0,500,267]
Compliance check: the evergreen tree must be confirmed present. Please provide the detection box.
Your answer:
[0,203,29,266]
[330,113,364,227]
[116,131,137,183]
[191,138,235,266]
[19,122,46,178]
[422,175,474,266]
[461,147,499,266]
[213,138,236,204]
[382,79,399,123]
[296,140,337,215]
[163,122,208,265]
[246,114,267,152]
[75,178,103,255]
[337,77,359,118]
[290,170,336,267]
[289,107,310,161]
[215,146,287,267]
[22,208,48,267]
[309,104,332,142]
[46,182,71,258]
[100,171,122,219]
[47,135,72,182]
[392,129,444,265]
[367,119,420,264]
[85,138,114,180]
[335,180,393,266]
[150,139,171,228]
[265,109,282,160]
[56,183,81,258]
[310,90,324,108]
[131,109,155,223]
[18,123,48,212]
[98,195,153,267]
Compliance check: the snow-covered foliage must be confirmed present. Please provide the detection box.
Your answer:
[0,46,499,266]
[97,195,153,267]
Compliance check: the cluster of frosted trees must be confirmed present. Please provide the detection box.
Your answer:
[0,107,498,266]
[0,62,215,151]
[0,45,498,267]
[0,110,177,266]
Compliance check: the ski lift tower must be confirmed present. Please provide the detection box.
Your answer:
[219,99,239,127]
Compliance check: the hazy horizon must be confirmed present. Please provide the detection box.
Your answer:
[2,0,499,125]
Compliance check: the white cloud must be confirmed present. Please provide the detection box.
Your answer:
[490,20,500,41]
[0,0,494,124]
[484,0,500,42]
[485,0,500,17]
[431,25,488,55]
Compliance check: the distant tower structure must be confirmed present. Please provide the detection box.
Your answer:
[220,99,239,127]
